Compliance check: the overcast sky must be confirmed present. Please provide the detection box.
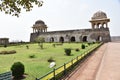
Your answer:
[0,0,120,42]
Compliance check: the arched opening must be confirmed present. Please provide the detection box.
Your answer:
[82,36,87,42]
[102,22,106,28]
[59,37,64,43]
[70,36,76,42]
[97,36,102,42]
[100,24,105,29]
[97,23,101,28]
[50,37,54,42]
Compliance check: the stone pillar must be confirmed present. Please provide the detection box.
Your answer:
[92,23,94,29]
[106,23,108,28]
[95,23,97,29]
[44,29,45,32]
[97,23,99,29]
[34,29,36,33]
[102,23,104,27]
[33,28,34,33]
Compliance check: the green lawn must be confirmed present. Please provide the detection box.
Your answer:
[0,43,98,80]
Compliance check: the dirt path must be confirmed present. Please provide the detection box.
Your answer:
[63,42,120,80]
[63,43,108,80]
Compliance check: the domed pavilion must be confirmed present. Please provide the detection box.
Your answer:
[32,20,47,33]
[89,11,110,29]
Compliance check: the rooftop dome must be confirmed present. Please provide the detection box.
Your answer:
[92,11,107,20]
[35,20,45,24]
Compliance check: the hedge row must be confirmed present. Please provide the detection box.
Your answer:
[0,50,16,54]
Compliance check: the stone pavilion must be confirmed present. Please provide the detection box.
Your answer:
[30,11,111,42]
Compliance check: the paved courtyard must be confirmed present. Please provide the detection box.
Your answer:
[63,42,120,80]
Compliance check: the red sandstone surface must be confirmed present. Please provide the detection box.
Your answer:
[63,42,120,80]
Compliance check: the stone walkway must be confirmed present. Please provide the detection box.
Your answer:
[63,42,120,80]
[95,42,120,80]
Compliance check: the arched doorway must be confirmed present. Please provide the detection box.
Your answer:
[97,36,102,41]
[59,37,64,43]
[97,23,101,28]
[50,37,54,42]
[82,36,87,42]
[70,36,76,42]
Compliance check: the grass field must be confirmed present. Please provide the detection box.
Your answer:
[0,43,97,80]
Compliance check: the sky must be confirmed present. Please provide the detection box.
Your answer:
[0,0,120,42]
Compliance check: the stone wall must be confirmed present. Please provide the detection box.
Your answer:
[0,38,9,45]
[30,28,111,42]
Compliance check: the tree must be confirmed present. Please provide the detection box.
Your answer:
[35,36,45,49]
[0,0,43,17]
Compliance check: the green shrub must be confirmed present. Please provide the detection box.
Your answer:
[86,45,88,47]
[8,50,16,54]
[4,45,7,48]
[53,44,55,47]
[11,62,25,79]
[39,44,43,49]
[64,48,71,56]
[81,44,85,49]
[0,50,16,54]
[88,42,91,46]
[92,42,95,44]
[75,48,80,52]
[26,45,29,49]
[47,57,55,62]
[0,51,8,54]
[29,54,36,58]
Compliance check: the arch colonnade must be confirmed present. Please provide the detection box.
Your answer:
[43,35,102,43]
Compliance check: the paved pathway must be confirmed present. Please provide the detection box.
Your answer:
[95,42,120,80]
[63,42,120,80]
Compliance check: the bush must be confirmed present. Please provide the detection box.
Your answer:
[11,62,25,79]
[81,44,85,49]
[86,45,88,47]
[92,42,95,44]
[4,45,7,48]
[88,42,91,46]
[39,44,43,49]
[0,50,16,54]
[26,45,29,49]
[47,57,55,62]
[53,44,55,47]
[75,48,80,52]
[64,48,71,56]
[0,51,8,54]
[8,50,16,54]
[29,54,36,58]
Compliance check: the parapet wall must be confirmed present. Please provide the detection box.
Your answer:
[111,36,120,42]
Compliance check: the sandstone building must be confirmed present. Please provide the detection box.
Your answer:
[0,38,9,45]
[30,11,111,42]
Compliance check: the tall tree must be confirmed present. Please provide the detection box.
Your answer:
[0,0,43,17]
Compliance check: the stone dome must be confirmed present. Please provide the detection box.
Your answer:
[35,20,45,24]
[92,11,107,20]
